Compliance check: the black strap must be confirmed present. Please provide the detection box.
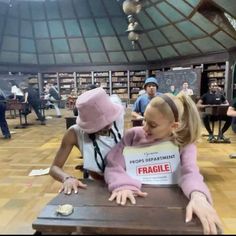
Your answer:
[88,134,105,172]
[113,121,121,140]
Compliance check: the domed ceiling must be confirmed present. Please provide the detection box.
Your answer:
[0,0,235,67]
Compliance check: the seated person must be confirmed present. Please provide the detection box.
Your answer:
[197,81,232,141]
[105,93,223,235]
[227,97,236,133]
[131,76,161,120]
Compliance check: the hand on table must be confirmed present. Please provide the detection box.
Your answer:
[186,191,223,235]
[59,177,87,195]
[109,189,148,205]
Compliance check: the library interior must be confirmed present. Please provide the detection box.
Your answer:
[0,0,236,234]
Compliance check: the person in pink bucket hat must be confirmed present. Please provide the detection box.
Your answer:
[49,87,124,195]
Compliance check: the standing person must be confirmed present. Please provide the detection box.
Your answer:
[196,81,231,141]
[179,82,193,95]
[9,80,24,101]
[104,92,223,235]
[19,82,46,125]
[131,76,161,120]
[49,87,124,195]
[169,84,178,95]
[0,88,11,139]
[45,82,62,118]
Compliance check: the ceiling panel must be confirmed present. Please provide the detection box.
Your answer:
[166,0,193,17]
[191,12,218,34]
[213,31,236,49]
[126,51,146,62]
[21,38,35,53]
[160,25,186,43]
[176,21,206,39]
[158,45,179,58]
[108,51,128,63]
[55,53,72,64]
[90,52,108,63]
[147,29,168,46]
[192,37,225,53]
[102,37,122,51]
[48,21,65,38]
[73,53,91,64]
[143,48,161,60]
[145,6,170,27]
[68,38,86,52]
[36,39,53,53]
[52,39,70,53]
[31,2,45,20]
[64,20,81,37]
[45,1,60,20]
[96,18,115,36]
[59,0,75,18]
[20,20,33,37]
[33,21,49,38]
[39,54,55,64]
[157,2,185,22]
[0,0,234,66]
[174,41,200,56]
[80,19,99,37]
[20,53,37,64]
[85,37,104,52]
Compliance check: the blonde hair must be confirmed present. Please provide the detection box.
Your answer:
[149,92,201,147]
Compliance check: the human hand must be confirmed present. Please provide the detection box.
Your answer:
[59,177,87,195]
[108,189,148,206]
[186,191,223,235]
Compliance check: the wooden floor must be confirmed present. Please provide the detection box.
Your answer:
[0,107,236,234]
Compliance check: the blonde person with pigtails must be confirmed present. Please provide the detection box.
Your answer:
[104,92,223,235]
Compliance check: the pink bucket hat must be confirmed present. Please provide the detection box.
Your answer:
[76,87,123,133]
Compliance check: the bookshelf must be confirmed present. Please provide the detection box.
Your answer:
[93,71,110,95]
[111,71,129,102]
[76,72,92,95]
[129,70,147,103]
[58,72,76,96]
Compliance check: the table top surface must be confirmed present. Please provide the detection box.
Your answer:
[32,179,203,235]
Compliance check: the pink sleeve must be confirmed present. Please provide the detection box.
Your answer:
[179,144,213,204]
[104,130,142,193]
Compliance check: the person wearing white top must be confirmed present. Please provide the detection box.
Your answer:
[49,87,124,195]
[179,82,193,96]
[10,80,24,101]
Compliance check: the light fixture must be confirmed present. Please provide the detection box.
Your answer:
[122,0,143,48]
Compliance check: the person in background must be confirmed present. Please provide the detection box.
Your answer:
[45,82,62,118]
[104,92,223,235]
[169,84,178,95]
[49,87,124,195]
[196,81,231,142]
[9,80,24,101]
[19,82,46,125]
[0,88,11,139]
[227,96,236,133]
[179,82,193,96]
[227,97,236,158]
[131,76,161,120]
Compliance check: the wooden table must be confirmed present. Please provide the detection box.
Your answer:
[32,179,203,235]
[6,100,30,128]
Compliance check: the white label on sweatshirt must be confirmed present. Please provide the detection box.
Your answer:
[123,141,180,185]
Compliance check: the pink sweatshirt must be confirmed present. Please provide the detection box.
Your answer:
[104,127,212,204]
